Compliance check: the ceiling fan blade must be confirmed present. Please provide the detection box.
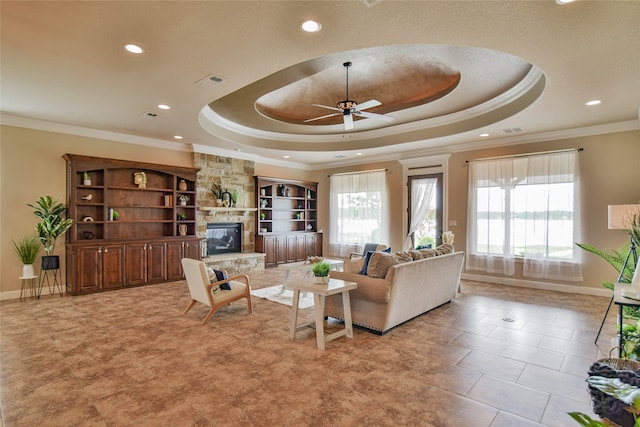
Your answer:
[356,111,394,122]
[304,112,341,123]
[343,113,354,130]
[354,99,381,111]
[311,103,342,112]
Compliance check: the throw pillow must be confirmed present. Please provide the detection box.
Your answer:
[359,247,392,275]
[366,251,412,278]
[359,251,375,275]
[214,269,231,290]
[435,243,454,256]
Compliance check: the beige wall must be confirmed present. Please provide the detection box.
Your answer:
[447,131,640,291]
[2,124,638,297]
[310,130,639,293]
[0,125,313,297]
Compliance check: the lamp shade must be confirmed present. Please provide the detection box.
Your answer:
[608,204,640,229]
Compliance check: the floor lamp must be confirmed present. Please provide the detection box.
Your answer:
[594,204,640,343]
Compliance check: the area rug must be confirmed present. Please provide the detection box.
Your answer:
[250,285,314,309]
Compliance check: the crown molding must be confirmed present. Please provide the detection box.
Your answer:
[0,113,191,152]
[309,118,640,169]
[2,113,637,170]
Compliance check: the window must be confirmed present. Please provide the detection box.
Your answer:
[466,150,582,281]
[329,170,389,257]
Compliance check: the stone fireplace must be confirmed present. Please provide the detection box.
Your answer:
[193,153,264,273]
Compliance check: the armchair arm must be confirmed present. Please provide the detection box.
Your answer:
[349,252,364,260]
[226,273,251,288]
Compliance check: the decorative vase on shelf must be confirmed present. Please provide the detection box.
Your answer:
[178,179,187,191]
[179,224,187,236]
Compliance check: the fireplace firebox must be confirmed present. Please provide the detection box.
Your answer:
[206,223,241,256]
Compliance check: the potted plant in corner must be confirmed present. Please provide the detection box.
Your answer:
[28,196,73,271]
[311,261,331,284]
[12,235,40,278]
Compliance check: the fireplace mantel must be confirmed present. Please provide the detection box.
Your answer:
[198,207,257,214]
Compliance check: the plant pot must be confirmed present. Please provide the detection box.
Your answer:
[22,264,36,278]
[83,179,91,186]
[314,275,329,284]
[41,255,60,271]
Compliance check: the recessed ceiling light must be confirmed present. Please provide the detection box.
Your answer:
[124,44,144,54]
[283,155,290,159]
[356,152,363,156]
[556,0,575,4]
[586,99,601,106]
[173,135,183,140]
[301,20,322,32]
[158,104,170,110]
[480,133,489,137]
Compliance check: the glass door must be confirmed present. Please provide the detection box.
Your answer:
[407,173,443,249]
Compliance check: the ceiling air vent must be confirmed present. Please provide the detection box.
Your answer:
[502,127,524,134]
[196,74,224,87]
[140,112,158,119]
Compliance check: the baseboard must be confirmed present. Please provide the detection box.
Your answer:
[461,273,611,297]
[0,286,62,301]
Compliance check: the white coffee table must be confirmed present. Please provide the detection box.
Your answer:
[288,277,357,350]
[278,258,344,294]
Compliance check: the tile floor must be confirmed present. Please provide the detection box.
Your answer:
[0,268,619,426]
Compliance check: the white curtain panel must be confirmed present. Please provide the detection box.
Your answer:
[466,150,582,281]
[403,177,437,251]
[329,170,389,257]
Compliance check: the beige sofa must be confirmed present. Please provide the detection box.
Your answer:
[325,248,464,334]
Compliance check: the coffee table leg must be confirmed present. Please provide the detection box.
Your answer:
[280,269,291,294]
[314,294,326,350]
[342,290,354,339]
[289,289,301,339]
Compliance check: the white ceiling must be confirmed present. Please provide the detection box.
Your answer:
[1,1,639,168]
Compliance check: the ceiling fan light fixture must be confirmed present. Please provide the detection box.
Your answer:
[301,20,322,33]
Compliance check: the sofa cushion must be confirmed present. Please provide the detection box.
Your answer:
[366,251,412,278]
[330,270,391,303]
[343,257,365,274]
[359,247,391,275]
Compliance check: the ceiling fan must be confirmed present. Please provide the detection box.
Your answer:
[304,61,393,130]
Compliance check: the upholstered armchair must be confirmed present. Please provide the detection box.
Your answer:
[181,258,252,325]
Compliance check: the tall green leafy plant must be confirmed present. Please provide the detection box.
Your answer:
[28,196,73,256]
[575,242,636,289]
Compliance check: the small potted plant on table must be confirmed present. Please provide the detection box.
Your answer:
[311,261,331,284]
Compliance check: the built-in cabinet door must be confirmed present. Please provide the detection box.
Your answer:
[262,236,276,267]
[166,241,184,281]
[76,246,102,293]
[276,236,287,265]
[126,243,147,286]
[296,236,307,261]
[287,236,298,263]
[147,242,166,283]
[183,240,200,260]
[305,234,317,257]
[102,244,125,289]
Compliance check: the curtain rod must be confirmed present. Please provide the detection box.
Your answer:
[465,148,583,164]
[329,168,388,177]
